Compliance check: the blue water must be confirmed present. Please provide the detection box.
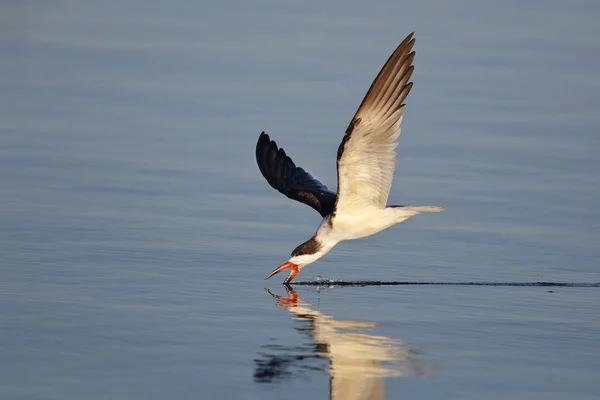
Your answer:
[1,1,600,399]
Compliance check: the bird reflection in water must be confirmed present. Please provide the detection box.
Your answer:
[254,286,430,399]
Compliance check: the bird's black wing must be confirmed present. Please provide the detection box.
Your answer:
[256,132,336,217]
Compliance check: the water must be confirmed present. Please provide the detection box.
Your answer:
[2,1,600,399]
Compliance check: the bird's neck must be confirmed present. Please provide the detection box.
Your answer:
[313,224,340,257]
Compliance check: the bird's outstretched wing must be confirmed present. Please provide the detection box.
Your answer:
[256,132,336,217]
[334,33,416,216]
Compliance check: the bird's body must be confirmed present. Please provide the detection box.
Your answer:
[257,32,444,283]
[317,207,419,246]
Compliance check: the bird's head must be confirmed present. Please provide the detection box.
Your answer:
[264,236,324,283]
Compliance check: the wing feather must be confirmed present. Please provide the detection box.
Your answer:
[256,132,336,217]
[334,33,416,216]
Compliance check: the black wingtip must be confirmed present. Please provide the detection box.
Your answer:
[256,131,290,189]
[257,132,274,160]
[258,131,269,144]
[256,132,272,179]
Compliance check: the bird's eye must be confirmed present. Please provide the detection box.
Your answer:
[296,251,304,256]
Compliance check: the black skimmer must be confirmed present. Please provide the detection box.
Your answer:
[256,32,444,284]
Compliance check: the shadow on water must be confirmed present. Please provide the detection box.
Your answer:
[292,281,600,288]
[254,287,431,399]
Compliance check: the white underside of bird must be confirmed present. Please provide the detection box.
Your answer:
[292,205,444,268]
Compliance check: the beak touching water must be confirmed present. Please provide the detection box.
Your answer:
[264,261,299,284]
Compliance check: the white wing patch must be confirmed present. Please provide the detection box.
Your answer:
[336,113,404,213]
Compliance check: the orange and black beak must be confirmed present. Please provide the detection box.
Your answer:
[264,261,299,284]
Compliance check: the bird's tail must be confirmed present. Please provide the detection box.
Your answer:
[407,206,444,213]
[390,205,445,213]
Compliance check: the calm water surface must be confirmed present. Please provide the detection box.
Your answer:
[1,1,600,399]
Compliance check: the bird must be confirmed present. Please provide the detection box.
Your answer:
[256,32,444,284]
